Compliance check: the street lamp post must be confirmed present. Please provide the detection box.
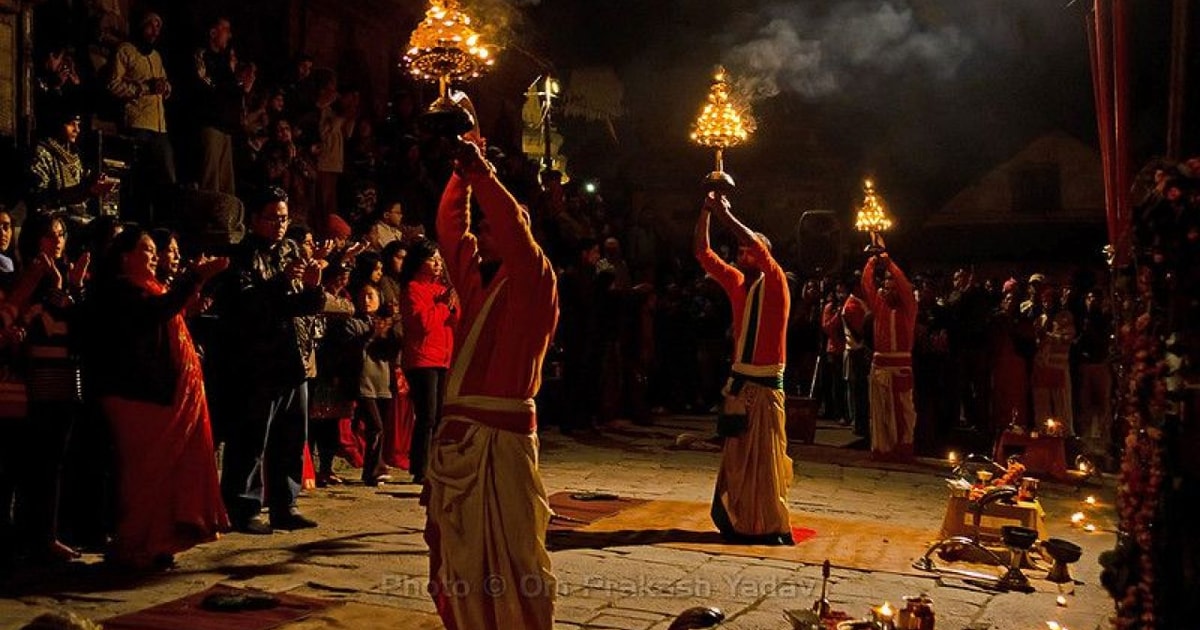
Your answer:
[537,74,559,171]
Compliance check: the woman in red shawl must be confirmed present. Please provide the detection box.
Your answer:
[83,228,230,569]
[987,290,1034,432]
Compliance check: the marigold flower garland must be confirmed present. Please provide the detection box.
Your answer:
[1105,159,1193,629]
[1112,303,1165,629]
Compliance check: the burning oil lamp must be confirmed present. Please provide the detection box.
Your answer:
[689,65,754,193]
[1085,495,1097,506]
[947,451,959,466]
[871,602,895,629]
[854,178,894,254]
[403,0,497,138]
[1070,512,1086,526]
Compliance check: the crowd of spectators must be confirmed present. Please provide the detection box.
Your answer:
[797,263,1118,464]
[0,5,1158,573]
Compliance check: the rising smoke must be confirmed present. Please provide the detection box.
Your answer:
[721,1,974,102]
[524,0,1094,220]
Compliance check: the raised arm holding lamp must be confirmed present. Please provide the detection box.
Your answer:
[851,178,918,459]
[423,136,559,629]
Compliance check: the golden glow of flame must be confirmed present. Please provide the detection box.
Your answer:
[1070,512,1085,524]
[1085,495,1097,505]
[404,0,497,85]
[855,178,894,233]
[1047,623,1062,630]
[1084,524,1096,532]
[690,66,755,150]
[877,602,894,618]
[1056,595,1068,607]
[948,451,958,464]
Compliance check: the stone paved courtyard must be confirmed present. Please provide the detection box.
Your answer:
[0,416,1118,630]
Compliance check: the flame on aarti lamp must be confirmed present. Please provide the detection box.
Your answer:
[854,178,894,233]
[404,0,496,89]
[690,66,755,151]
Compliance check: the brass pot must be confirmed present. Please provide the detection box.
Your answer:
[897,595,935,630]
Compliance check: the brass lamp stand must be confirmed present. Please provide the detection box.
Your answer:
[689,66,753,194]
[403,0,497,139]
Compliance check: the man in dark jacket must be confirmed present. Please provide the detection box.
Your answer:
[214,186,351,534]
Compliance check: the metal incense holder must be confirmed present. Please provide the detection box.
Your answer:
[1043,537,1083,586]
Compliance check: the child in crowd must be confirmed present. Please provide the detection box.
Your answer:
[348,282,402,486]
[308,261,355,487]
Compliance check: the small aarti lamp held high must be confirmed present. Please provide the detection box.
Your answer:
[403,0,497,139]
[855,177,894,255]
[689,66,754,194]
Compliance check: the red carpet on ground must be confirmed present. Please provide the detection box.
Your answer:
[102,584,334,630]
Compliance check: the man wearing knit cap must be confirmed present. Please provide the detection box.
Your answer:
[1021,273,1046,320]
[106,11,174,225]
[326,213,353,245]
[1002,277,1020,296]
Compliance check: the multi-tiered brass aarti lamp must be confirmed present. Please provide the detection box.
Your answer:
[854,178,894,253]
[690,66,754,193]
[403,0,497,138]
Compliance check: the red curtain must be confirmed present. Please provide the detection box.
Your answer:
[1088,0,1132,265]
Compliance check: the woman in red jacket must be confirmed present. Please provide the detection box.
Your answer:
[398,238,458,484]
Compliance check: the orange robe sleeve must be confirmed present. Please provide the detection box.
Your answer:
[695,240,788,367]
[436,168,558,420]
[862,256,917,353]
[436,173,485,333]
[696,246,746,348]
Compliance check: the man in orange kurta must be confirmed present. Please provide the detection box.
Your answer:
[694,193,794,545]
[862,250,918,460]
[424,141,558,629]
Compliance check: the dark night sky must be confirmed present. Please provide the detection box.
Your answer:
[507,0,1193,224]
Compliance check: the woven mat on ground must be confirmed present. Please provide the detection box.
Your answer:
[548,493,936,577]
[548,491,650,531]
[102,584,335,630]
